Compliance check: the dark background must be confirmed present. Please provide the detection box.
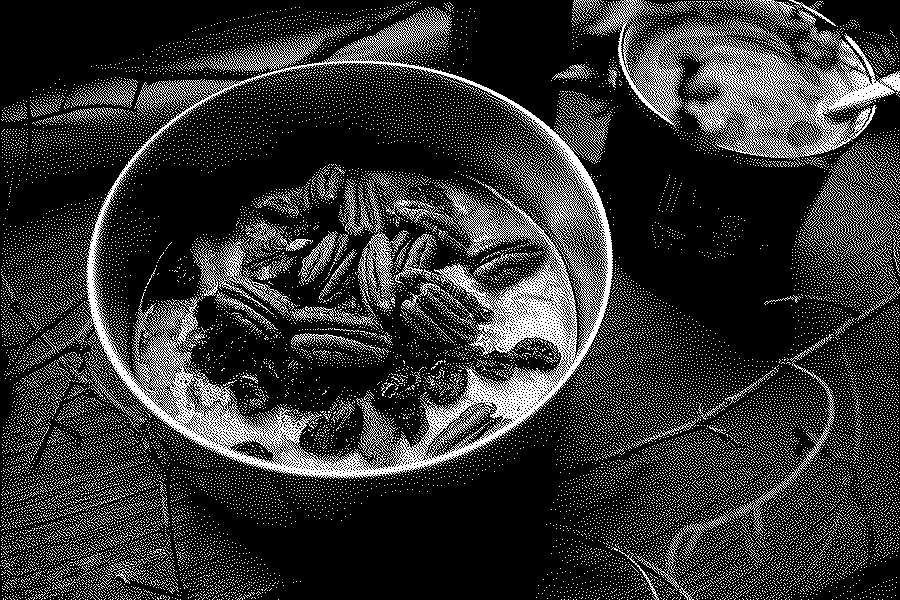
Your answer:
[5,1,895,125]
[1,2,575,126]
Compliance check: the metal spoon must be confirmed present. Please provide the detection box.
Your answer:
[823,71,900,120]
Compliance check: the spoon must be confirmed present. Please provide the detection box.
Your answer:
[823,71,900,120]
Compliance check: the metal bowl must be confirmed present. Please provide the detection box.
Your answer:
[87,62,612,523]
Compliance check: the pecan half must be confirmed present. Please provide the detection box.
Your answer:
[301,163,346,213]
[398,269,492,322]
[289,308,393,371]
[425,402,496,459]
[391,229,415,269]
[252,188,304,222]
[298,231,360,305]
[213,277,301,340]
[358,232,396,321]
[467,237,547,289]
[447,416,512,452]
[396,269,492,347]
[400,293,477,347]
[340,170,387,236]
[239,213,297,281]
[400,233,438,272]
[395,184,469,257]
[252,163,345,222]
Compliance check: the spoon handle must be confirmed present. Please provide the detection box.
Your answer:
[823,72,900,119]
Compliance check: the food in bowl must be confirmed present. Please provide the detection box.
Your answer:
[133,165,578,470]
[628,2,871,158]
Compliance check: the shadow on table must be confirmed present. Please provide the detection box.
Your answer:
[171,439,560,597]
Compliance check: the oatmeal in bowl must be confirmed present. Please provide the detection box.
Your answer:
[134,167,580,472]
[88,62,611,522]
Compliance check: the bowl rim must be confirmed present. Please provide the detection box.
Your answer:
[87,60,613,480]
[617,0,878,162]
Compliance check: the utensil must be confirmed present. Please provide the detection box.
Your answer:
[824,71,900,119]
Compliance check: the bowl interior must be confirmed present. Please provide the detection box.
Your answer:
[88,62,612,477]
[619,0,876,160]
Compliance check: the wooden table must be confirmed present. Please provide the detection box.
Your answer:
[3,182,897,598]
[3,5,899,598]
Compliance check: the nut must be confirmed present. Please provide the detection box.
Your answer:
[401,233,438,272]
[399,290,478,347]
[214,277,301,340]
[397,268,492,323]
[395,183,469,257]
[391,229,415,269]
[289,307,393,371]
[251,163,345,222]
[302,163,346,213]
[425,402,496,459]
[448,416,512,452]
[340,170,388,236]
[467,238,546,289]
[298,231,360,305]
[358,232,396,321]
[397,268,492,347]
[252,188,304,222]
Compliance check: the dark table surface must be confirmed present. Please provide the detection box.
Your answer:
[2,3,899,599]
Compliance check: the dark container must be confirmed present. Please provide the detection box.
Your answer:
[558,0,877,359]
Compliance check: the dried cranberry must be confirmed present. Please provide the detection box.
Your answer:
[510,337,561,370]
[421,360,468,405]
